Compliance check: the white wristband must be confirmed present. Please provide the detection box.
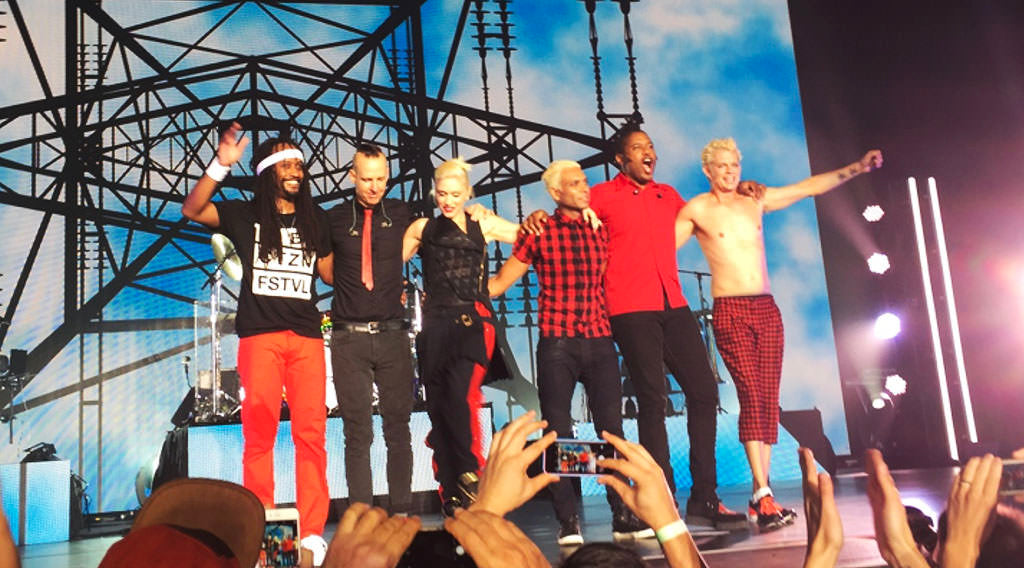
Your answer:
[655,519,688,543]
[205,157,231,182]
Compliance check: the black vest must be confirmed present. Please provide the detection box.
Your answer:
[420,214,488,311]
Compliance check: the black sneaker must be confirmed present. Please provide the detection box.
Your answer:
[611,510,655,540]
[457,472,479,506]
[685,497,748,531]
[747,496,797,532]
[557,515,584,546]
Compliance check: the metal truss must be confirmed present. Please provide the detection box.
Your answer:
[0,0,650,421]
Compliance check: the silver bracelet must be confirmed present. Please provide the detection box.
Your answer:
[205,157,231,182]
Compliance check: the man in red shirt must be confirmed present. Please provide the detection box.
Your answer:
[589,126,746,530]
[490,160,652,543]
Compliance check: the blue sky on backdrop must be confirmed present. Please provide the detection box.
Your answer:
[0,0,847,510]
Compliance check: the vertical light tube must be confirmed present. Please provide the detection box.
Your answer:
[908,177,958,460]
[927,177,978,442]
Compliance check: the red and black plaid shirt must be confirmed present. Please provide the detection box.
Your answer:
[512,210,612,338]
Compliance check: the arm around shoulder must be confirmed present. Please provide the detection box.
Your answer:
[402,217,428,262]
[482,214,521,244]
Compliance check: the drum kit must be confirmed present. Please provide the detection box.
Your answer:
[189,234,243,423]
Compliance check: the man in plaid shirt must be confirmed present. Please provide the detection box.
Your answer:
[489,160,651,545]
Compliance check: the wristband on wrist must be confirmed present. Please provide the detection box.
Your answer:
[205,157,231,182]
[655,519,688,543]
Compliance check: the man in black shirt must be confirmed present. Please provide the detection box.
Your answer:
[182,122,332,564]
[326,143,415,514]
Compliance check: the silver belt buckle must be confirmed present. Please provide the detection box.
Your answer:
[366,321,380,334]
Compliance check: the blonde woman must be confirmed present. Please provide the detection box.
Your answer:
[403,157,519,515]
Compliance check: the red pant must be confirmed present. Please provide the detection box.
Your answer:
[238,330,328,537]
[712,295,784,444]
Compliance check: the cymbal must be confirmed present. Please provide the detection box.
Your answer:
[211,233,243,280]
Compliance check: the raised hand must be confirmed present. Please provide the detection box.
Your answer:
[215,121,250,167]
[799,447,843,567]
[444,509,551,568]
[471,410,558,517]
[864,449,929,568]
[596,431,680,531]
[323,503,421,568]
[940,454,1002,568]
[859,149,883,172]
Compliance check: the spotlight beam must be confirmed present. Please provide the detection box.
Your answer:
[909,177,959,461]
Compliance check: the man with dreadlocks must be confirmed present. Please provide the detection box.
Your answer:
[183,122,332,565]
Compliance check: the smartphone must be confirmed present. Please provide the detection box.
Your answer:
[1000,459,1024,495]
[396,528,476,568]
[543,438,619,476]
[260,508,301,568]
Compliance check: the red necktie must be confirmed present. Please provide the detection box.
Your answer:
[361,208,374,291]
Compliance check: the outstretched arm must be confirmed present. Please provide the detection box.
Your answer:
[489,256,531,297]
[762,150,883,212]
[402,218,427,262]
[182,122,249,228]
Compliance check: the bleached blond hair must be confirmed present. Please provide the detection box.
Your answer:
[541,160,582,201]
[432,157,474,198]
[700,138,742,173]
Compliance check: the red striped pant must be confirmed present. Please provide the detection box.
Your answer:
[712,295,784,444]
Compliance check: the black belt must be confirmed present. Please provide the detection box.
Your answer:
[335,319,410,334]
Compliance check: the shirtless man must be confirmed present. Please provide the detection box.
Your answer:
[676,137,883,530]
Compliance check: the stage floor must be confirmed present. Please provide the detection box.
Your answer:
[19,465,955,567]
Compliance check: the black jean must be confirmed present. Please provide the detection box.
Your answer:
[331,328,415,512]
[610,307,719,501]
[537,336,626,523]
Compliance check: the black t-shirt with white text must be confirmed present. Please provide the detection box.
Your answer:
[214,200,330,338]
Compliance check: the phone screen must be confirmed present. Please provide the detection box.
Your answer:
[260,517,300,568]
[1000,459,1024,495]
[543,439,618,476]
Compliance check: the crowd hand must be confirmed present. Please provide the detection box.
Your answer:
[859,149,884,172]
[520,209,548,235]
[736,180,767,200]
[215,121,249,167]
[940,454,1002,568]
[322,502,421,568]
[582,207,603,230]
[471,410,558,517]
[445,509,551,568]
[465,202,494,222]
[864,449,930,568]
[596,431,680,531]
[799,447,843,568]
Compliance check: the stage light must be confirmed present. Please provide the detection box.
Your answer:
[867,253,891,274]
[884,374,907,396]
[871,392,892,410]
[874,312,901,339]
[863,205,885,222]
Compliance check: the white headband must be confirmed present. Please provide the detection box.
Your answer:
[255,148,304,176]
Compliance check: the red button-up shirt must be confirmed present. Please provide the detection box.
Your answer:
[589,173,688,316]
[512,210,612,338]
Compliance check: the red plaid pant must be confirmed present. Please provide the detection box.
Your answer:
[712,295,784,444]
